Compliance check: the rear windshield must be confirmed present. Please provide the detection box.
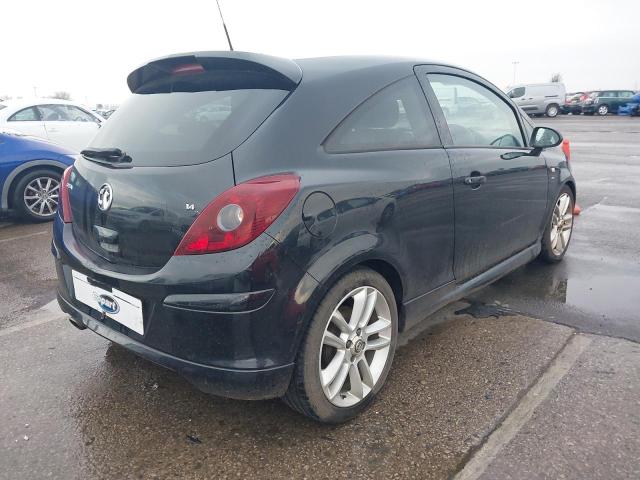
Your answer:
[88,70,291,167]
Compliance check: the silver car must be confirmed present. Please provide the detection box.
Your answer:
[506,83,566,117]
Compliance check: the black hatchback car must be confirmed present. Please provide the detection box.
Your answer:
[53,52,575,423]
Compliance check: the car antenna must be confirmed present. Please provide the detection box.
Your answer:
[215,0,234,51]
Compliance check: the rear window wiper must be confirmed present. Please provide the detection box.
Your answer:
[80,148,133,168]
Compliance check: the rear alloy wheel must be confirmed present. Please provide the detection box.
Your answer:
[546,104,559,118]
[12,169,61,222]
[540,186,574,263]
[284,268,398,423]
[597,104,609,116]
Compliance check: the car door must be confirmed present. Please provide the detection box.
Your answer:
[322,75,455,299]
[415,66,548,281]
[6,106,48,139]
[39,104,100,151]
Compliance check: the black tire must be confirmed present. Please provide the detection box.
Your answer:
[539,185,574,263]
[283,268,398,423]
[545,104,559,118]
[597,104,609,116]
[11,168,62,222]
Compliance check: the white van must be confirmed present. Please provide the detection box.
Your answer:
[506,83,566,117]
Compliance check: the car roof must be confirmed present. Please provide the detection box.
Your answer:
[126,51,460,92]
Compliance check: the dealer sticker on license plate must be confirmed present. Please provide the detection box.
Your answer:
[72,270,144,335]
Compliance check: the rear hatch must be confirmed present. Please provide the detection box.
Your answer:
[67,53,301,270]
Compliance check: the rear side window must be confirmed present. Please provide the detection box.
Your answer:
[9,107,40,122]
[88,68,293,166]
[324,76,440,154]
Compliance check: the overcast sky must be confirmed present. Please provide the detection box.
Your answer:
[2,0,638,106]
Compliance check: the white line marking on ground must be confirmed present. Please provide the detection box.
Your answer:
[0,299,64,338]
[454,334,592,480]
[0,230,49,244]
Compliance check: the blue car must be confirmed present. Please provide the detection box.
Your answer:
[0,130,75,222]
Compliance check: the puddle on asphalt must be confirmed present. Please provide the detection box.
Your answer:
[474,259,640,322]
[563,274,639,320]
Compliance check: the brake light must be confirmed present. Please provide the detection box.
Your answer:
[60,166,73,223]
[174,174,300,255]
[562,139,571,162]
[172,63,205,76]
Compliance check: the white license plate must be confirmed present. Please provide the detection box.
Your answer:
[72,270,144,335]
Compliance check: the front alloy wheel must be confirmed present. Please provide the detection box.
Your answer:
[540,186,574,262]
[284,268,398,423]
[597,104,609,115]
[12,169,62,222]
[24,176,60,218]
[550,193,573,256]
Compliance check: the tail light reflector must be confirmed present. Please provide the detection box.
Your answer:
[174,174,300,255]
[60,166,73,223]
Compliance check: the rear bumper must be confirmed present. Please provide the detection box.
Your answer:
[57,293,294,399]
[52,219,317,400]
[561,104,582,114]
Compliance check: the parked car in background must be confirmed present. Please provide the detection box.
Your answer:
[561,92,584,114]
[53,52,575,423]
[0,99,103,151]
[0,129,75,221]
[618,93,640,116]
[582,90,636,115]
[506,83,566,117]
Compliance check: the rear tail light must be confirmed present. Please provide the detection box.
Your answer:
[60,166,73,223]
[174,174,300,255]
[562,139,571,162]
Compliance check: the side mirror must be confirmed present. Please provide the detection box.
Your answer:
[530,126,563,149]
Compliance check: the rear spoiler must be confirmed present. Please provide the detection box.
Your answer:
[127,51,303,93]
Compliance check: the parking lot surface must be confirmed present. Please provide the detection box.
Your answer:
[1,116,639,479]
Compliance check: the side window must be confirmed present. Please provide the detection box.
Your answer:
[619,91,633,99]
[38,104,72,122]
[601,91,616,98]
[65,105,98,122]
[427,74,524,148]
[8,107,40,122]
[324,76,440,153]
[508,87,525,98]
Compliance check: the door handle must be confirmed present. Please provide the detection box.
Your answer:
[464,175,487,186]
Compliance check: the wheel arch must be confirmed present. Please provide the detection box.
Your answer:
[3,160,67,210]
[564,179,576,200]
[303,247,407,333]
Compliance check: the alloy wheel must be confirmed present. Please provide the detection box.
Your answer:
[598,105,608,115]
[550,193,573,256]
[319,286,393,407]
[23,176,60,218]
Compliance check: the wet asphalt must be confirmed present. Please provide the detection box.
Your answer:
[0,116,639,479]
[470,116,640,342]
